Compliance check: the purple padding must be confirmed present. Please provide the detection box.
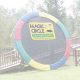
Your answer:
[21,11,39,22]
[50,57,66,69]
[15,19,25,40]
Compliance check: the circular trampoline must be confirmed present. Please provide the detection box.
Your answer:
[15,12,71,70]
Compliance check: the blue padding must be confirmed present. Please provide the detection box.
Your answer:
[50,57,67,69]
[58,22,70,39]
[16,41,31,63]
[21,11,39,22]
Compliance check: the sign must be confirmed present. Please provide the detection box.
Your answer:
[29,22,56,40]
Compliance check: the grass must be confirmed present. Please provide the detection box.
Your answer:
[0,55,79,80]
[0,66,80,80]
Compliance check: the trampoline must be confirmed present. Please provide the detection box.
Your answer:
[15,11,71,70]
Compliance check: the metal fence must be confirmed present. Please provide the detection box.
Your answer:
[73,48,80,66]
[0,49,22,71]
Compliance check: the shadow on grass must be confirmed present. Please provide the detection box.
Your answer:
[0,65,36,74]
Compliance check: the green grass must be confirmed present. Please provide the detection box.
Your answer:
[0,66,80,80]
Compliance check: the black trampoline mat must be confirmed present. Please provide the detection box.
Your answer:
[21,17,66,64]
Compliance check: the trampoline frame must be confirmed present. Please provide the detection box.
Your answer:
[15,12,71,70]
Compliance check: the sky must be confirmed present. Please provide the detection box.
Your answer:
[0,0,44,10]
[0,0,27,9]
[63,0,77,16]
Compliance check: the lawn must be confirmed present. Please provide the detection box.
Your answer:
[0,66,80,80]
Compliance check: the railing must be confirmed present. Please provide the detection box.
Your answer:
[0,49,22,70]
[72,36,80,44]
[72,48,80,66]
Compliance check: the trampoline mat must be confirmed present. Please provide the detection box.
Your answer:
[21,17,66,64]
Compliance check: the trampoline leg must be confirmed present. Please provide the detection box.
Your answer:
[74,50,78,66]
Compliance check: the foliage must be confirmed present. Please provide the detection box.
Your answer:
[0,6,27,48]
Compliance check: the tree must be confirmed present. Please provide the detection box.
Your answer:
[38,0,66,20]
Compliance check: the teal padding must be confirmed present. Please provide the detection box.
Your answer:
[16,41,31,63]
[58,22,70,39]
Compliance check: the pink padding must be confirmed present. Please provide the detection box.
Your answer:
[15,20,25,40]
[64,39,71,59]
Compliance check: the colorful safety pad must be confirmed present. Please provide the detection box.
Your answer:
[15,11,71,70]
